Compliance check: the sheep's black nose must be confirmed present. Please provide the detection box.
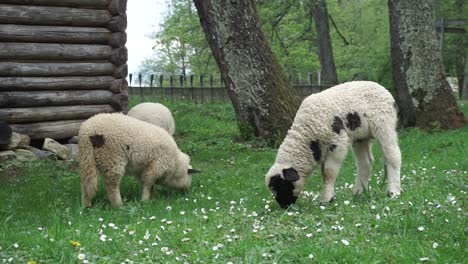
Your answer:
[276,196,297,209]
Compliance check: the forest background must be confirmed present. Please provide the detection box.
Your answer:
[137,0,467,95]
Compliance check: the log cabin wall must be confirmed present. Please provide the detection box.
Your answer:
[0,0,128,140]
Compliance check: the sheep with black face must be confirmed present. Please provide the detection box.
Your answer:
[79,113,199,207]
[265,81,402,208]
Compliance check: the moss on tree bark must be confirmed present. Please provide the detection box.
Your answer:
[193,0,300,143]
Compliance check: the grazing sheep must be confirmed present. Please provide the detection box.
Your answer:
[127,102,175,135]
[79,113,198,207]
[265,81,401,208]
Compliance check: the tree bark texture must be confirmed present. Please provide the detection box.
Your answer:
[0,1,128,140]
[193,0,300,142]
[455,0,465,99]
[0,0,110,8]
[388,0,466,129]
[0,90,126,107]
[0,62,124,77]
[0,43,128,65]
[0,25,126,47]
[1,105,115,123]
[463,51,468,100]
[0,0,127,15]
[10,120,85,140]
[0,76,126,92]
[309,0,338,85]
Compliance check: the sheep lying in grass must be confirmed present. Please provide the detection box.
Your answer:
[79,113,198,207]
[265,81,401,208]
[127,102,175,135]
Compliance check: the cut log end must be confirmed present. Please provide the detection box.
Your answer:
[0,121,12,145]
[113,64,128,78]
[110,47,128,66]
[109,78,128,93]
[108,15,127,32]
[110,93,128,112]
[109,32,127,48]
[108,0,127,16]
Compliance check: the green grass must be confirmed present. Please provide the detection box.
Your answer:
[0,97,466,263]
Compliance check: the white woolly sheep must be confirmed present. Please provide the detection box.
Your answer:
[79,113,198,207]
[127,102,175,135]
[265,81,401,208]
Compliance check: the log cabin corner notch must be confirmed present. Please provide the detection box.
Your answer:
[0,0,129,140]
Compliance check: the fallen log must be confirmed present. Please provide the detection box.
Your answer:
[0,62,116,77]
[10,119,85,139]
[0,90,120,107]
[0,25,125,47]
[0,105,116,123]
[0,76,117,91]
[0,4,111,27]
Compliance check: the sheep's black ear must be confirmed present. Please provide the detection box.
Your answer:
[188,169,202,174]
[282,168,299,182]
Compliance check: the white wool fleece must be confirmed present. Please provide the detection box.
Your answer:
[127,102,175,135]
[266,81,401,208]
[79,113,191,207]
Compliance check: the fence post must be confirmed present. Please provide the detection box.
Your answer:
[317,70,321,86]
[150,74,154,96]
[220,73,225,101]
[170,75,174,102]
[308,72,312,95]
[190,74,194,101]
[128,73,133,95]
[199,75,204,103]
[159,75,164,99]
[138,73,142,98]
[179,75,184,99]
[210,74,214,102]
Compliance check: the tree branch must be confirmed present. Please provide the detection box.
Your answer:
[328,14,349,45]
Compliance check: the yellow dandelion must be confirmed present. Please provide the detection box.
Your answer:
[27,261,37,264]
[70,240,81,247]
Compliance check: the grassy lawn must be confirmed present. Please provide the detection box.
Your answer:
[0,98,466,263]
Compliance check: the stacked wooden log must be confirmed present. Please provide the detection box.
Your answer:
[0,0,128,140]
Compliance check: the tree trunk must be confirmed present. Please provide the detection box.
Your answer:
[193,0,300,142]
[455,0,465,99]
[309,0,338,85]
[463,51,468,100]
[388,0,466,129]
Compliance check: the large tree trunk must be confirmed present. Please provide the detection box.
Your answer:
[309,0,338,85]
[463,51,468,100]
[388,0,466,129]
[455,0,465,99]
[193,0,300,142]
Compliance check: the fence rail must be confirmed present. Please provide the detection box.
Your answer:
[127,73,330,103]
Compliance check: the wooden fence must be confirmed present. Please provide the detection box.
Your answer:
[127,73,330,103]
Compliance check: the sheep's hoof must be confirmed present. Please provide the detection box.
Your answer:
[319,195,336,206]
[387,190,401,198]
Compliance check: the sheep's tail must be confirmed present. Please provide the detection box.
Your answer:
[79,132,100,207]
